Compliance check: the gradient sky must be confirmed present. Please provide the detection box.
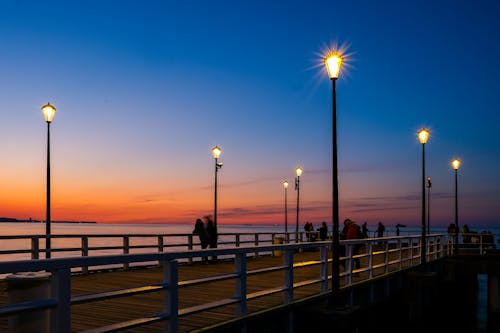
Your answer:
[1,0,499,228]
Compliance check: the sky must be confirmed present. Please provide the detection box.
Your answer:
[1,0,499,229]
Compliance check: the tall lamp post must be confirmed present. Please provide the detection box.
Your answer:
[42,102,56,259]
[324,51,343,297]
[294,167,303,242]
[426,177,432,234]
[211,146,223,239]
[452,159,461,256]
[283,180,289,236]
[418,128,429,265]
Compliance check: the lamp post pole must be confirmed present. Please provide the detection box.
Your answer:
[452,159,461,256]
[42,103,56,259]
[211,146,223,239]
[295,167,303,243]
[324,52,343,298]
[418,128,429,266]
[427,177,432,234]
[283,181,289,236]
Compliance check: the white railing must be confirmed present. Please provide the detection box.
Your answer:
[0,234,450,333]
[0,232,307,263]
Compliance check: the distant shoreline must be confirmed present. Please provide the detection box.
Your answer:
[0,218,97,224]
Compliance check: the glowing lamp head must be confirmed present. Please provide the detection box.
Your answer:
[211,146,222,159]
[324,53,343,79]
[295,167,303,177]
[41,102,56,123]
[283,180,289,189]
[452,159,461,170]
[418,128,430,144]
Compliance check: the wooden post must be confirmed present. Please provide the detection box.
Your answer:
[123,236,130,270]
[163,259,178,333]
[31,237,40,260]
[81,236,89,274]
[51,268,71,333]
[235,253,247,316]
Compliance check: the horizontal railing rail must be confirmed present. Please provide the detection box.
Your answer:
[0,234,454,333]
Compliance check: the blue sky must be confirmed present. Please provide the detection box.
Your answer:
[1,0,499,228]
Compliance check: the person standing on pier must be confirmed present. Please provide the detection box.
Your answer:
[319,222,328,241]
[193,218,209,262]
[376,221,385,238]
[205,215,218,261]
[345,220,362,269]
[361,222,369,238]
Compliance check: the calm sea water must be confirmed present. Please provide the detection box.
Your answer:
[0,222,498,262]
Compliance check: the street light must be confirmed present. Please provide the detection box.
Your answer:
[426,177,432,234]
[418,128,429,265]
[295,167,303,243]
[452,158,461,256]
[283,180,289,236]
[211,146,223,241]
[42,102,56,259]
[324,50,343,297]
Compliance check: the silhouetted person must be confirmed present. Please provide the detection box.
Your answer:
[304,221,314,241]
[376,222,385,238]
[462,224,471,244]
[205,215,218,261]
[192,218,209,262]
[345,220,362,269]
[319,222,328,241]
[361,222,369,238]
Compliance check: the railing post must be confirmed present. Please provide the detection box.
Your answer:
[188,235,193,264]
[158,236,164,253]
[397,239,402,271]
[368,242,374,279]
[162,259,178,333]
[235,253,247,316]
[320,246,328,292]
[346,245,353,284]
[384,242,389,274]
[236,234,240,247]
[284,249,294,303]
[254,234,259,258]
[81,236,89,274]
[123,236,130,270]
[51,268,71,333]
[158,236,164,267]
[480,234,484,255]
[31,237,40,260]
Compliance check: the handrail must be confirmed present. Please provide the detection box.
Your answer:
[0,234,453,332]
[1,231,496,265]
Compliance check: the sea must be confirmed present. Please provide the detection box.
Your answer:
[0,222,498,262]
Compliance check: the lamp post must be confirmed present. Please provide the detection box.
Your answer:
[418,128,429,265]
[426,177,432,234]
[42,102,56,259]
[452,159,461,256]
[211,146,223,238]
[283,180,289,235]
[294,167,303,242]
[324,51,343,297]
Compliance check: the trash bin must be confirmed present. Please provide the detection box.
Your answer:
[6,271,51,333]
[273,236,284,256]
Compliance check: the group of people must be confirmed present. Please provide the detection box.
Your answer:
[303,220,387,243]
[303,221,329,241]
[448,223,474,244]
[192,215,218,262]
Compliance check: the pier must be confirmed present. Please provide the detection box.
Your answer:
[0,232,498,332]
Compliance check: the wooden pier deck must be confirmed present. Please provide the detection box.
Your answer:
[0,250,374,333]
[73,251,328,332]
